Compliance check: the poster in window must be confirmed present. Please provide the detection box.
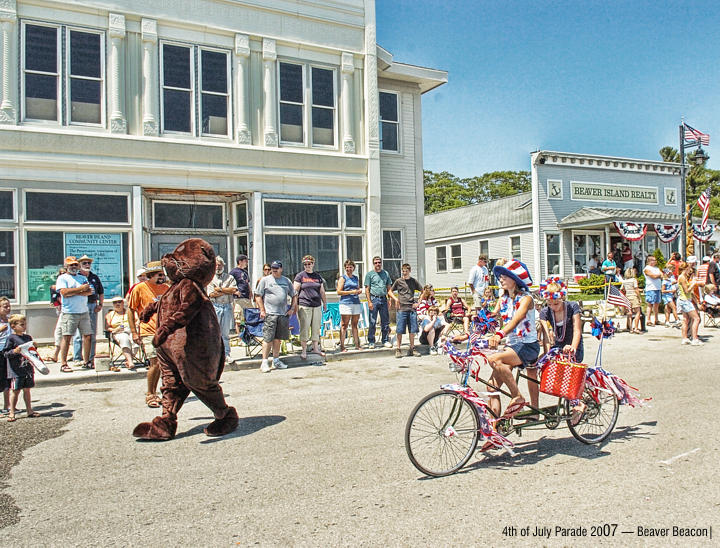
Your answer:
[65,233,123,298]
[27,266,59,303]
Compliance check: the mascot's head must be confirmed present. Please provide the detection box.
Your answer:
[162,238,216,286]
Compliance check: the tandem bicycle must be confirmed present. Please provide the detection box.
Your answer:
[404,339,623,477]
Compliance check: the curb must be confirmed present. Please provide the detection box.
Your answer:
[35,346,423,388]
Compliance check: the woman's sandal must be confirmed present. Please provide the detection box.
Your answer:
[60,364,73,373]
[27,412,40,418]
[7,415,16,422]
[146,394,161,408]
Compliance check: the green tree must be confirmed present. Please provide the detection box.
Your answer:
[423,169,530,214]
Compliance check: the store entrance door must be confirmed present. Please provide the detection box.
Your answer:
[150,234,228,263]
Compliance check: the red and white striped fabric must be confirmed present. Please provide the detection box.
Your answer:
[697,187,711,230]
[503,260,531,286]
[684,123,710,145]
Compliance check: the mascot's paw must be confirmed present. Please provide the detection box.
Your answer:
[132,416,177,441]
[204,407,239,437]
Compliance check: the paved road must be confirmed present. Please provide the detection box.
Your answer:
[2,327,718,546]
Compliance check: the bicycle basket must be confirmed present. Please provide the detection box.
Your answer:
[539,356,587,400]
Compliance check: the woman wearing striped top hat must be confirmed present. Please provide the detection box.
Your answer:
[486,259,539,420]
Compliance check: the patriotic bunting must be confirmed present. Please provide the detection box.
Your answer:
[653,224,682,243]
[613,222,647,241]
[692,223,717,242]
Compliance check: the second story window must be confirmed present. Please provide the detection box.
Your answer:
[379,91,399,152]
[161,43,230,138]
[22,22,104,125]
[279,62,336,148]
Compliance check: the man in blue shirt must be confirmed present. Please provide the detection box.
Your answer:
[601,251,618,283]
[364,256,393,349]
[56,256,94,371]
[72,255,104,366]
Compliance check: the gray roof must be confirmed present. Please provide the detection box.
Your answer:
[557,207,682,228]
[424,192,532,241]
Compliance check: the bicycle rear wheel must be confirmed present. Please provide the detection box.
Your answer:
[566,386,619,444]
[405,390,479,477]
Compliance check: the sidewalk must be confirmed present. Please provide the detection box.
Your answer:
[34,343,403,388]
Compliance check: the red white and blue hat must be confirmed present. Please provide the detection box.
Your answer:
[493,259,533,292]
[539,276,567,300]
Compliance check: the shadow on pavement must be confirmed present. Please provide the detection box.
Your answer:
[173,414,286,443]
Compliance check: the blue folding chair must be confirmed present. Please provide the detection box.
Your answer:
[240,307,264,358]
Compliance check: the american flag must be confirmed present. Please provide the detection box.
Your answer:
[697,187,712,229]
[684,123,710,145]
[607,284,631,310]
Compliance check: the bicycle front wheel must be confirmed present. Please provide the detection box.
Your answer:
[566,386,619,444]
[405,390,479,477]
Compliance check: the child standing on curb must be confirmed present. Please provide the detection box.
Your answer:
[2,314,40,422]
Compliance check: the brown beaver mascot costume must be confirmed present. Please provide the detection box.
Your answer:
[133,238,238,440]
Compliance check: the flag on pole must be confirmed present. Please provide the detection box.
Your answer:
[683,123,710,145]
[607,284,631,310]
[697,186,712,229]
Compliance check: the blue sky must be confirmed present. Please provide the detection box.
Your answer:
[376,0,720,177]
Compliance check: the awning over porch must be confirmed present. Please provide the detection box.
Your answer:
[557,207,681,229]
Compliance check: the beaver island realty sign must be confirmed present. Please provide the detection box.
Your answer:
[570,181,658,205]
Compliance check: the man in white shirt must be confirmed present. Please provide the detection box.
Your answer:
[207,257,237,361]
[467,255,489,310]
[643,256,662,326]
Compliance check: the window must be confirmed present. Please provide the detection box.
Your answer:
[0,191,14,220]
[346,235,364,281]
[153,202,224,229]
[0,232,15,299]
[279,62,303,143]
[200,49,230,136]
[379,91,399,151]
[23,24,60,121]
[345,205,363,228]
[279,62,336,147]
[25,192,128,223]
[311,67,335,146]
[264,201,338,228]
[510,236,521,260]
[479,240,489,258]
[573,233,602,274]
[68,30,103,124]
[265,234,338,285]
[22,23,104,124]
[235,202,248,229]
[162,44,193,133]
[236,234,248,258]
[26,231,129,302]
[383,230,402,280]
[450,244,462,270]
[545,233,561,276]
[436,246,447,272]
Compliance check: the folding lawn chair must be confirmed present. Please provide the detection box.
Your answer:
[104,329,149,369]
[240,307,264,358]
[321,303,342,350]
[703,305,720,328]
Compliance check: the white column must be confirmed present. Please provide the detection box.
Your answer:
[262,38,278,147]
[235,33,251,144]
[0,1,18,124]
[132,185,144,272]
[341,52,355,153]
[141,18,158,136]
[364,0,382,257]
[108,13,127,133]
[252,193,264,282]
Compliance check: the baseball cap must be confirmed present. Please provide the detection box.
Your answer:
[111,296,124,303]
[64,256,79,265]
[687,255,698,264]
[703,256,711,262]
[135,267,147,278]
[270,260,282,269]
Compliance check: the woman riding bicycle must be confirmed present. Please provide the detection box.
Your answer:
[486,260,539,419]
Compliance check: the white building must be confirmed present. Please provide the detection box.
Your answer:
[0,0,446,339]
[425,150,696,288]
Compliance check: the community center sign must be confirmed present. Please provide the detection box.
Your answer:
[570,181,658,204]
